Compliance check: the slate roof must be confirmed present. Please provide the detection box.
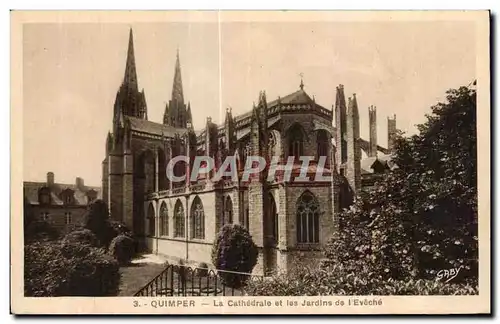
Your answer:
[127,116,186,137]
[358,138,391,155]
[24,181,101,206]
[268,89,316,107]
[235,88,328,121]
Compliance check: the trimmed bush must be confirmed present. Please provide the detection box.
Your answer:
[211,224,258,288]
[244,264,478,296]
[25,241,120,297]
[109,235,135,265]
[83,199,114,248]
[63,229,100,247]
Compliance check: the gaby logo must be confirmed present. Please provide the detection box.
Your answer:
[165,155,331,183]
[436,266,464,283]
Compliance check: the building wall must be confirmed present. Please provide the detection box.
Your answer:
[31,205,87,232]
[143,190,219,266]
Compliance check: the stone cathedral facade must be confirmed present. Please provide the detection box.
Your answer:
[102,30,398,275]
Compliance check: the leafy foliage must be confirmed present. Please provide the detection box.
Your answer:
[109,220,133,238]
[23,196,35,233]
[325,84,478,282]
[62,229,100,247]
[109,234,135,265]
[244,264,478,296]
[211,224,258,288]
[24,220,60,243]
[83,199,116,248]
[25,241,121,297]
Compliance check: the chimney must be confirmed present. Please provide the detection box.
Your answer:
[368,106,377,157]
[76,177,85,190]
[46,172,55,187]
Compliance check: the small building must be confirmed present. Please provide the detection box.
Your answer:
[23,172,101,231]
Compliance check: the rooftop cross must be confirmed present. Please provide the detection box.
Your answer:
[299,72,304,90]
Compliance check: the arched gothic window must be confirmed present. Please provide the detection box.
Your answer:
[174,200,185,238]
[316,130,329,164]
[296,191,320,244]
[147,203,156,237]
[159,202,168,236]
[288,124,305,160]
[268,193,278,245]
[190,196,205,239]
[224,196,233,225]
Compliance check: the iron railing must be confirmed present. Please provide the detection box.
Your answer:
[134,262,264,297]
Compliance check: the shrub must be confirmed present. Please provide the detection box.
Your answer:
[83,199,115,248]
[109,220,133,238]
[211,224,258,288]
[25,241,120,296]
[62,229,100,247]
[24,220,60,243]
[109,235,135,265]
[197,262,209,277]
[244,264,478,296]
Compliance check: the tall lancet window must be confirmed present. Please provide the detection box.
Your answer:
[296,191,320,244]
[224,196,233,225]
[159,202,168,236]
[174,200,185,238]
[147,203,156,237]
[316,130,329,165]
[190,196,205,240]
[288,124,305,160]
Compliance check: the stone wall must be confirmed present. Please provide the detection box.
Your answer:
[32,205,87,232]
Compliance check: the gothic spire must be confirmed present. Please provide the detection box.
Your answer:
[186,102,193,129]
[171,49,184,103]
[186,102,192,123]
[123,28,138,90]
[163,102,170,125]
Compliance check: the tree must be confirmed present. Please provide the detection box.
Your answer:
[211,224,258,288]
[83,199,114,248]
[325,83,478,282]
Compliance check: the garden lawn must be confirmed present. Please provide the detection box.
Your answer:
[118,262,165,296]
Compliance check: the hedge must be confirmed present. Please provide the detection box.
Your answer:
[244,264,478,296]
[24,241,120,297]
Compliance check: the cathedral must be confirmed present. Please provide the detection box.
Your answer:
[102,29,398,275]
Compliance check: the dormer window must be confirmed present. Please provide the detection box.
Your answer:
[38,187,51,205]
[61,189,74,205]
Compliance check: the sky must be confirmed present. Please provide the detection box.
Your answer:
[23,17,477,186]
